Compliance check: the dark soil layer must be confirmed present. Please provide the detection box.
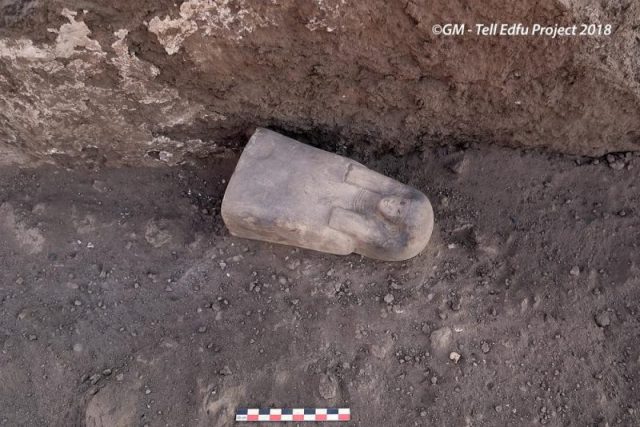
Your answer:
[1,144,639,426]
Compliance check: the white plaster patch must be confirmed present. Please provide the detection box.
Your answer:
[306,0,346,32]
[0,9,208,163]
[147,0,273,55]
[52,8,104,58]
[146,135,223,165]
[158,151,174,162]
[0,9,102,62]
[0,144,34,165]
[0,203,45,254]
[0,39,54,61]
[149,135,174,146]
[147,14,197,55]
[110,29,178,104]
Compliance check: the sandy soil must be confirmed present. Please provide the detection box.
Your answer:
[1,142,639,426]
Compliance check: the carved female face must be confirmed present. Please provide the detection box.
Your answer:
[378,196,410,223]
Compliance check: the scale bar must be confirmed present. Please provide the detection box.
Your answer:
[236,408,351,422]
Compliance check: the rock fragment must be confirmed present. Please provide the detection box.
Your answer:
[448,294,462,311]
[430,327,452,355]
[318,373,338,399]
[447,155,468,174]
[89,374,102,385]
[595,311,611,327]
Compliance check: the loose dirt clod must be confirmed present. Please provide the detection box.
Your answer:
[595,311,611,327]
[318,373,338,400]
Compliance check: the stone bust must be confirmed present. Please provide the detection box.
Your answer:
[221,128,434,261]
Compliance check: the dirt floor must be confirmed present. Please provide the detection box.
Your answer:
[1,142,639,427]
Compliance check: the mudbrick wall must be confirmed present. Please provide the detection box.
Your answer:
[0,0,639,166]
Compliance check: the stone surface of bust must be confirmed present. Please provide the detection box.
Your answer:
[221,128,434,261]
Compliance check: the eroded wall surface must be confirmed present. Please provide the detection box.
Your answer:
[1,0,639,165]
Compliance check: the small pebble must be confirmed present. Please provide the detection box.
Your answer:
[448,295,461,311]
[610,162,625,171]
[449,351,461,363]
[595,311,611,327]
[89,374,101,385]
[448,156,467,174]
[383,293,395,304]
[287,259,301,270]
[569,266,580,276]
